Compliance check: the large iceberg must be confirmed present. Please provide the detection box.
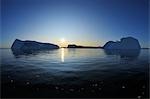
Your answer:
[103,37,141,50]
[11,39,59,53]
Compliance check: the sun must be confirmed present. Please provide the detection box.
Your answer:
[60,38,65,43]
[60,38,67,47]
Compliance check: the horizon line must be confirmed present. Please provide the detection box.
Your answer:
[0,47,149,49]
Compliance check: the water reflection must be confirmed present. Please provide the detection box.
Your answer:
[11,50,37,58]
[11,48,58,58]
[61,48,65,62]
[1,48,149,98]
[11,48,141,61]
[104,49,140,59]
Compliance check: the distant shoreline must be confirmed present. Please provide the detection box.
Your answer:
[62,47,102,49]
[0,48,149,49]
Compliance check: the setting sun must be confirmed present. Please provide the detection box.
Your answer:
[60,38,65,43]
[59,38,67,47]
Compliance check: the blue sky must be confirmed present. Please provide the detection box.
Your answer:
[1,0,149,48]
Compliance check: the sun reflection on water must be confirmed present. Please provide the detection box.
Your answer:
[61,48,65,62]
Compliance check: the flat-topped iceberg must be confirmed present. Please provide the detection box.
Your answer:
[11,39,59,53]
[103,37,141,50]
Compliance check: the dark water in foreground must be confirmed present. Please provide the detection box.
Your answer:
[1,48,149,98]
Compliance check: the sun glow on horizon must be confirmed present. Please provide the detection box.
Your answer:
[59,38,67,47]
[60,38,65,43]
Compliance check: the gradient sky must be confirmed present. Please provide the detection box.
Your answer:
[1,0,149,48]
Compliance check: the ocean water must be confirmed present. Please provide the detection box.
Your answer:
[1,48,149,98]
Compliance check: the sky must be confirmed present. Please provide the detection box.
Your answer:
[1,0,149,48]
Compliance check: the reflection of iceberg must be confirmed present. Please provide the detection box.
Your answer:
[11,48,58,58]
[11,49,40,57]
[104,49,140,59]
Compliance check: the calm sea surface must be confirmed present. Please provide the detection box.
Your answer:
[1,48,149,98]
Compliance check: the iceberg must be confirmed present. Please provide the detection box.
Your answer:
[103,37,141,50]
[11,39,59,53]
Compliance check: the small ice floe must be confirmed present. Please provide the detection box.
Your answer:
[137,95,141,99]
[55,86,59,90]
[122,85,125,89]
[69,89,74,92]
[10,80,14,83]
[26,82,30,85]
[93,83,98,87]
[142,92,144,95]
